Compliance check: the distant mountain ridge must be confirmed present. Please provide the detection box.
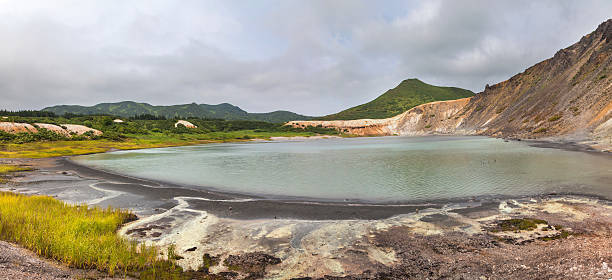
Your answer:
[43,101,313,123]
[318,79,474,120]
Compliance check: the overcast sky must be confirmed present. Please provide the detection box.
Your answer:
[1,0,610,115]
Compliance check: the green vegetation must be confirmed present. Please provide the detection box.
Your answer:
[0,191,184,278]
[42,101,313,123]
[0,115,341,158]
[534,127,548,133]
[318,79,473,120]
[493,218,548,232]
[548,115,562,122]
[539,230,572,241]
[0,165,32,174]
[0,165,33,183]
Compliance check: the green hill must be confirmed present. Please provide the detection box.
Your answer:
[319,79,474,120]
[43,101,313,123]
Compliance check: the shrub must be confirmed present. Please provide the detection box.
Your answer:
[534,127,547,133]
[101,131,125,141]
[548,115,562,122]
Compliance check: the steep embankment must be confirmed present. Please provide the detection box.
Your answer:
[318,79,473,120]
[291,19,612,146]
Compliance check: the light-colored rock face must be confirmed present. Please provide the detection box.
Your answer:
[33,123,71,136]
[175,120,197,128]
[0,122,102,137]
[0,122,38,134]
[61,124,103,136]
[287,98,473,136]
[113,119,124,123]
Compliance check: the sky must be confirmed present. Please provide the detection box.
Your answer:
[1,0,611,116]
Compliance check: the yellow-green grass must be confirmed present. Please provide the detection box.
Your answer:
[0,191,183,278]
[0,130,322,158]
[0,165,33,183]
[0,165,32,174]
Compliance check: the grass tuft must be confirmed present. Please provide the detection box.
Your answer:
[0,165,33,183]
[0,191,183,278]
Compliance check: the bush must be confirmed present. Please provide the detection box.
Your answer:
[1,129,67,144]
[101,131,125,141]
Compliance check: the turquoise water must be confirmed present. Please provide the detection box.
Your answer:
[74,136,612,202]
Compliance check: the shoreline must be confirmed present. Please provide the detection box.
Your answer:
[57,153,612,220]
[1,135,612,279]
[2,134,611,221]
[3,160,611,278]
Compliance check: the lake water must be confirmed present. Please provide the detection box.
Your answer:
[74,136,612,203]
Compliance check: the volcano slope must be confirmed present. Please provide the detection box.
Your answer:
[289,19,612,150]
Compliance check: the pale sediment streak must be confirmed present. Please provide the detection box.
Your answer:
[87,183,124,205]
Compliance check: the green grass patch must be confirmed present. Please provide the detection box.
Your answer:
[493,218,548,232]
[0,165,33,183]
[539,230,572,241]
[0,165,32,174]
[0,191,184,278]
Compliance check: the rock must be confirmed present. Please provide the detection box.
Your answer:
[223,252,281,277]
[174,120,197,128]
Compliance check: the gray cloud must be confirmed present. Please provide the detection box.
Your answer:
[1,0,610,115]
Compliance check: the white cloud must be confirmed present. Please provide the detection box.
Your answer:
[0,0,610,115]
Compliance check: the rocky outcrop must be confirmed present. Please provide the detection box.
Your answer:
[60,124,103,136]
[290,19,612,144]
[0,122,102,137]
[175,120,197,128]
[33,123,71,136]
[0,122,37,134]
[287,98,472,136]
